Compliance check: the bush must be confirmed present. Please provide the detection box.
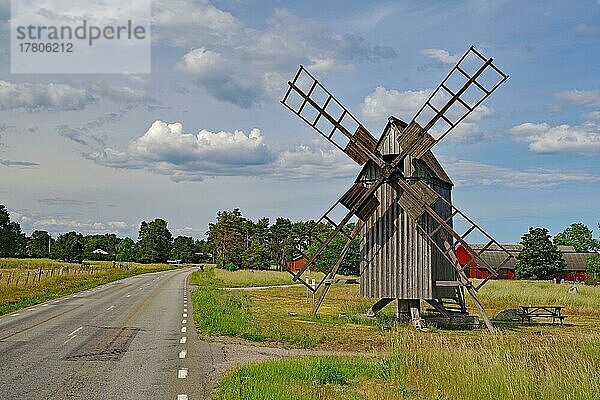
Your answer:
[224,262,239,272]
[585,276,600,285]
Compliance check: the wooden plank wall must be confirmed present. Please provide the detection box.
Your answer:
[359,120,456,300]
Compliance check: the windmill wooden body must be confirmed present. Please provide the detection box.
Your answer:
[281,46,514,332]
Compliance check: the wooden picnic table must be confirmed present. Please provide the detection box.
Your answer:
[518,305,566,325]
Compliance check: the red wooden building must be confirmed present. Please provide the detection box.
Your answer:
[457,244,593,281]
[286,255,307,273]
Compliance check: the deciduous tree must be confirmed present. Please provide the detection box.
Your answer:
[171,236,197,263]
[27,230,53,258]
[51,231,84,262]
[515,227,566,280]
[136,219,173,263]
[116,237,137,262]
[553,223,599,252]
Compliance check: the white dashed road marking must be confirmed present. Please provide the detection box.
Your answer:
[183,308,187,312]
[183,313,187,318]
[106,305,115,311]
[179,350,187,359]
[126,294,131,298]
[181,327,187,333]
[182,319,187,324]
[63,336,76,345]
[178,368,188,379]
[11,313,19,317]
[177,394,188,400]
[180,337,187,344]
[28,308,36,312]
[68,326,83,336]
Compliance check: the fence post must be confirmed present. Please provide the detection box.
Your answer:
[38,267,43,282]
[51,267,54,277]
[25,271,30,285]
[7,272,12,285]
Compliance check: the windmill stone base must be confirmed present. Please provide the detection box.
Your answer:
[366,297,480,330]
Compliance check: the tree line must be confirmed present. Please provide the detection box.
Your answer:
[0,205,360,273]
[1,204,598,280]
[0,205,211,264]
[206,208,359,274]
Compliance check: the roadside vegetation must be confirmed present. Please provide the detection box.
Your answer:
[0,259,177,315]
[216,334,599,400]
[191,266,600,350]
[190,267,600,399]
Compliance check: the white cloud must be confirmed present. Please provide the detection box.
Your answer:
[361,86,432,122]
[89,120,359,182]
[0,80,152,112]
[510,122,600,154]
[175,47,259,108]
[0,81,93,111]
[553,90,600,107]
[152,0,241,47]
[84,83,150,104]
[583,111,600,120]
[350,4,398,30]
[175,8,396,108]
[441,157,600,189]
[129,121,272,166]
[34,217,128,234]
[420,48,461,64]
[360,86,493,143]
[274,140,359,180]
[177,48,224,77]
[91,120,273,180]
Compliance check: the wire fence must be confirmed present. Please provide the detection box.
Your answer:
[0,262,134,288]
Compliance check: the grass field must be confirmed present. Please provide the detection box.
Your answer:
[216,335,599,400]
[0,258,178,315]
[189,267,600,399]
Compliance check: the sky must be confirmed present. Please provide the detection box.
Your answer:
[1,0,599,243]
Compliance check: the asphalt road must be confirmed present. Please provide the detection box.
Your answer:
[0,267,218,400]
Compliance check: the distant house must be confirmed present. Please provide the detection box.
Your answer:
[286,255,307,272]
[92,249,109,255]
[460,244,593,281]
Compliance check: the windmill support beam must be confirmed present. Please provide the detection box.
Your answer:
[366,298,394,317]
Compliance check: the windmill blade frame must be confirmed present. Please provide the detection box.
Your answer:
[282,65,383,166]
[399,46,509,159]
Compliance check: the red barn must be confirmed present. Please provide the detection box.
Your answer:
[458,244,592,281]
[286,255,307,273]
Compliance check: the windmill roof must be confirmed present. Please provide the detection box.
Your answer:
[355,116,453,185]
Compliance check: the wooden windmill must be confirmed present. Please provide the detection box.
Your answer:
[281,46,513,332]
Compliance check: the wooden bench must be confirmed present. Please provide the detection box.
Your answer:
[518,305,566,325]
